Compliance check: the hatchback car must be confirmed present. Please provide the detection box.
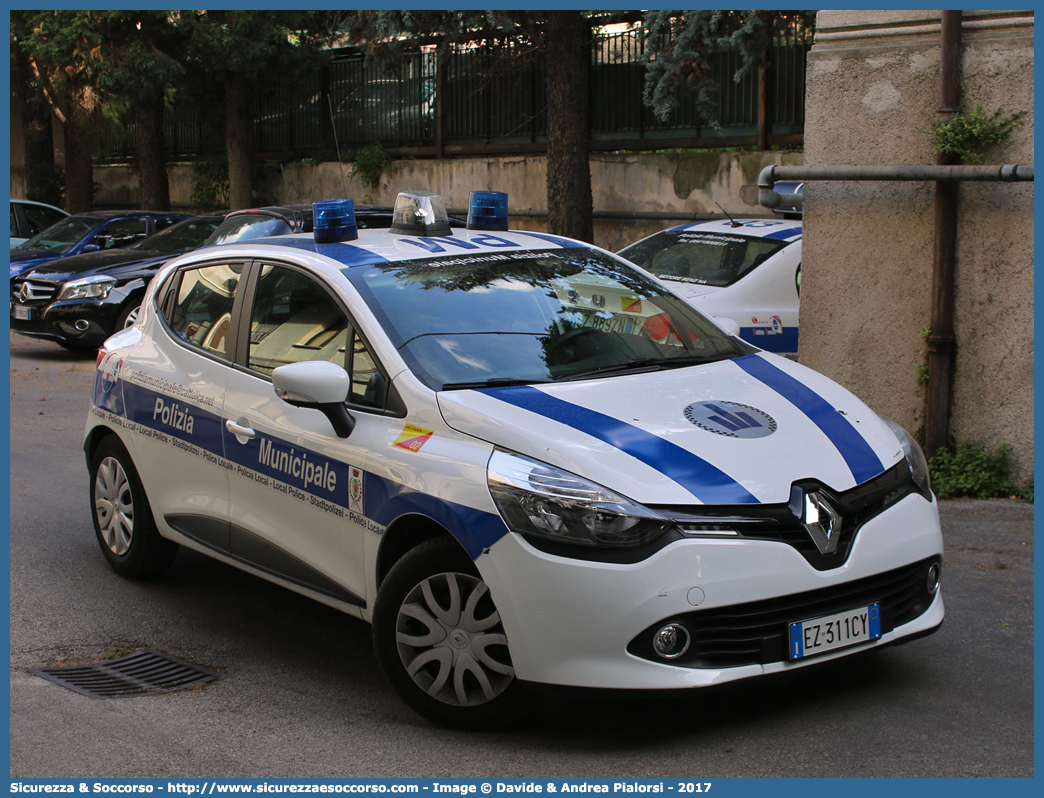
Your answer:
[11,213,232,350]
[10,210,190,280]
[85,191,943,728]
[618,217,802,355]
[10,199,69,247]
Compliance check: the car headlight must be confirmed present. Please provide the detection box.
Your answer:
[57,275,118,301]
[878,414,932,495]
[487,448,672,548]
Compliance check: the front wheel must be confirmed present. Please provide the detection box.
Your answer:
[372,538,531,728]
[89,435,178,577]
[117,302,140,330]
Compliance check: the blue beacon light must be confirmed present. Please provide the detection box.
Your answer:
[313,199,359,243]
[467,191,509,231]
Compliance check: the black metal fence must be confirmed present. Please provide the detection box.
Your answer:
[102,24,811,163]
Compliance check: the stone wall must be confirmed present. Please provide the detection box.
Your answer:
[802,10,1034,482]
[88,149,803,253]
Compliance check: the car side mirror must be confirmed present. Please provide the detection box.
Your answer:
[272,361,355,438]
[81,243,100,253]
[714,316,741,337]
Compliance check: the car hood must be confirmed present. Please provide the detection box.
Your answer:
[437,353,903,506]
[9,247,54,262]
[659,280,722,300]
[28,249,169,279]
[9,250,59,278]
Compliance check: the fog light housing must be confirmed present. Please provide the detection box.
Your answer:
[652,623,690,660]
[927,563,941,595]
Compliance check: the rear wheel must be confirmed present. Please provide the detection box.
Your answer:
[372,537,530,728]
[89,435,178,577]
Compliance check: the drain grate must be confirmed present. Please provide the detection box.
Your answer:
[30,649,220,699]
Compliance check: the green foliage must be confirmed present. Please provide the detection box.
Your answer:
[925,105,1025,164]
[349,142,391,193]
[916,363,929,386]
[189,158,274,211]
[929,441,1016,499]
[640,10,816,125]
[25,162,65,208]
[189,160,231,212]
[1019,474,1034,503]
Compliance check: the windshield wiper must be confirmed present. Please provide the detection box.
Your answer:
[440,377,553,391]
[559,354,733,381]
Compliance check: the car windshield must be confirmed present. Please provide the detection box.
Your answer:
[19,216,97,254]
[620,230,790,288]
[132,217,223,254]
[203,215,294,246]
[349,247,744,390]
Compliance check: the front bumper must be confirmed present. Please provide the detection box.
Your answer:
[480,491,943,690]
[10,298,123,348]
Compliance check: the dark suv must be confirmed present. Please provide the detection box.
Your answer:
[11,213,230,350]
[10,204,463,351]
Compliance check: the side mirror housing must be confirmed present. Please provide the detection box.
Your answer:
[272,361,355,438]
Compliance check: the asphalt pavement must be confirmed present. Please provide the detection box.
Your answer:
[7,333,1035,779]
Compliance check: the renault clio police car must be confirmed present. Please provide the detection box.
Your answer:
[84,190,943,728]
[618,211,801,355]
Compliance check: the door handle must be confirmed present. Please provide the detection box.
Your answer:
[225,419,256,440]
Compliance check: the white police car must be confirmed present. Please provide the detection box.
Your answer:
[85,190,943,728]
[618,213,801,355]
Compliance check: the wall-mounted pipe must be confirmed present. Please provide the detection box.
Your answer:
[926,9,963,462]
[757,163,1034,208]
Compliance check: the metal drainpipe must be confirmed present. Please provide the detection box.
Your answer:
[925,10,963,461]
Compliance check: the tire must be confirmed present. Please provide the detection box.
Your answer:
[372,537,531,728]
[89,435,178,577]
[117,302,140,330]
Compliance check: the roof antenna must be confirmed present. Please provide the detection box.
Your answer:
[715,202,743,228]
[280,163,305,231]
[327,94,349,199]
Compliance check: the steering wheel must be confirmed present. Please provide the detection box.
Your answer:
[547,326,602,363]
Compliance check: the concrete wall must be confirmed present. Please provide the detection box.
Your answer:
[802,10,1034,482]
[89,149,803,253]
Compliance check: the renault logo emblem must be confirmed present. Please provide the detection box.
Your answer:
[799,490,842,554]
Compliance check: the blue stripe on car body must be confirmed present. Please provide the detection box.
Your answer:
[480,385,760,505]
[734,355,885,484]
[763,226,803,240]
[254,237,392,267]
[96,380,507,560]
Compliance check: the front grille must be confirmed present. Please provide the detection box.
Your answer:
[13,278,58,303]
[627,556,940,669]
[654,461,917,571]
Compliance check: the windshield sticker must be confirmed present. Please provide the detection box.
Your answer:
[679,232,749,246]
[622,296,642,313]
[685,401,777,439]
[394,423,434,452]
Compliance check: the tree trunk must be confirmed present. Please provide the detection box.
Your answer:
[62,87,96,213]
[137,88,170,211]
[544,11,593,243]
[225,75,254,209]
